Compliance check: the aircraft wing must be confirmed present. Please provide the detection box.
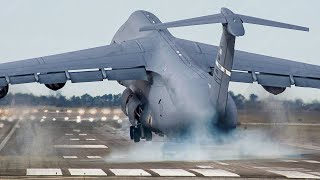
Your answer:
[176,38,320,89]
[0,40,147,86]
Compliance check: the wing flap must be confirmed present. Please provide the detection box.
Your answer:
[70,70,104,83]
[10,74,36,85]
[39,72,67,84]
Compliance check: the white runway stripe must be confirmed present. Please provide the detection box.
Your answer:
[73,129,80,132]
[303,160,320,163]
[86,138,96,141]
[87,156,102,159]
[54,145,108,148]
[69,138,80,141]
[268,170,320,179]
[191,169,240,177]
[69,169,107,176]
[63,156,78,159]
[27,168,62,176]
[65,133,73,136]
[214,161,229,165]
[110,169,151,176]
[150,169,195,176]
[79,134,87,136]
[281,160,298,163]
[197,165,213,169]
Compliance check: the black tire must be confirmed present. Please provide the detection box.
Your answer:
[144,128,152,141]
[133,127,141,143]
[130,126,134,140]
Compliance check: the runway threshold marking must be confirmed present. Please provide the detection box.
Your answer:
[190,169,240,177]
[150,169,196,176]
[0,119,21,152]
[54,145,108,148]
[68,169,107,176]
[268,170,320,179]
[79,134,87,136]
[86,138,96,141]
[110,169,151,176]
[65,133,73,136]
[27,168,62,176]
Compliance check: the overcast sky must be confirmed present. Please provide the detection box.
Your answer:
[0,0,319,101]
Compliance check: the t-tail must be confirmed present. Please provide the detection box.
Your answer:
[140,7,309,120]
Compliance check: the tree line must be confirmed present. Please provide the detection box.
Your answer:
[0,92,318,111]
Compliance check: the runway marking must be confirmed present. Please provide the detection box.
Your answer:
[65,133,73,136]
[303,160,320,163]
[281,160,298,163]
[87,156,102,159]
[268,170,320,179]
[214,161,229,165]
[68,169,107,176]
[110,169,151,176]
[150,169,196,176]
[73,129,81,132]
[190,169,240,177]
[27,168,62,176]
[285,143,320,151]
[54,145,108,148]
[197,165,213,169]
[70,138,80,141]
[0,119,21,152]
[63,156,78,159]
[86,138,96,141]
[79,133,87,136]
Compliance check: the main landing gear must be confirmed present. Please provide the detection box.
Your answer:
[130,124,152,143]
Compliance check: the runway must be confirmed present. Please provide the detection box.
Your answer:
[0,108,320,179]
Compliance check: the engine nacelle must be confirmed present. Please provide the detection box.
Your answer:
[121,88,134,115]
[126,95,142,126]
[45,83,66,91]
[262,86,286,95]
[0,85,9,99]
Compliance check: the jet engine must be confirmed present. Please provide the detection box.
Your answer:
[121,88,134,116]
[262,85,286,95]
[45,83,66,91]
[0,85,9,99]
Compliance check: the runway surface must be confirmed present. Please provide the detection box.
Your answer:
[0,108,320,179]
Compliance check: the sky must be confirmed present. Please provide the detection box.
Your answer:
[0,0,319,101]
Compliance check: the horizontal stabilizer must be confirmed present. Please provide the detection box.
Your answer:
[140,14,226,31]
[140,8,309,35]
[238,14,309,32]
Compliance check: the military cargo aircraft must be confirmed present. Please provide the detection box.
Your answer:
[0,8,316,142]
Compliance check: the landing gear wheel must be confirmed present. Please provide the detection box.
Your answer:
[130,126,134,140]
[144,128,152,141]
[133,127,141,143]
